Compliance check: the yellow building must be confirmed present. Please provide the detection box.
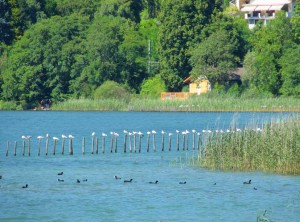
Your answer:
[160,76,211,100]
[183,76,211,95]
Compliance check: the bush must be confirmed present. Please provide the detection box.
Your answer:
[0,101,22,110]
[140,74,167,98]
[94,81,130,102]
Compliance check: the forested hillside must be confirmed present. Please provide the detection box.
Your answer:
[0,0,299,109]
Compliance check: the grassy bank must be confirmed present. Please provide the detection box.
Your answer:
[51,96,300,112]
[195,116,300,175]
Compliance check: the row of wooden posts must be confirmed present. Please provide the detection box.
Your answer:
[4,130,206,157]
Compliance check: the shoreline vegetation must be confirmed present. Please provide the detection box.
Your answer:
[51,97,300,112]
[194,116,300,175]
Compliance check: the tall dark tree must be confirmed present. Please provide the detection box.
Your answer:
[157,0,222,91]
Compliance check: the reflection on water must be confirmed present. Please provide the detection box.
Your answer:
[0,111,299,222]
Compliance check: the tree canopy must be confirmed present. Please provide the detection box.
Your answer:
[0,0,299,109]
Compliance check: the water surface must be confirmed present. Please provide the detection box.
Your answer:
[0,111,299,222]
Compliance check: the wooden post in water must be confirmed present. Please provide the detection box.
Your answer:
[123,130,128,153]
[37,136,43,156]
[82,136,85,154]
[152,130,156,152]
[91,132,95,154]
[129,132,132,152]
[6,141,9,156]
[192,130,196,150]
[114,133,119,153]
[147,131,151,152]
[182,132,186,151]
[133,132,137,153]
[197,132,201,151]
[14,141,17,156]
[45,134,49,156]
[53,137,59,155]
[176,130,180,151]
[185,130,189,151]
[138,131,143,153]
[102,133,107,153]
[168,133,172,151]
[161,131,165,152]
[22,135,26,156]
[110,132,114,153]
[96,137,99,154]
[62,134,67,155]
[27,136,31,156]
[69,135,74,155]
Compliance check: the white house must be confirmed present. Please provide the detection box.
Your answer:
[233,0,296,29]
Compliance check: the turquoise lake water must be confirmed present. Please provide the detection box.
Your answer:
[0,111,299,221]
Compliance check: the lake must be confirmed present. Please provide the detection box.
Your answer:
[0,111,299,222]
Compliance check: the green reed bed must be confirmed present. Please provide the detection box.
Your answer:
[196,116,300,175]
[52,98,128,111]
[52,97,300,112]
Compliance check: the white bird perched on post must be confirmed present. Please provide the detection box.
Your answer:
[68,134,74,155]
[102,133,107,137]
[92,132,96,136]
[151,130,156,134]
[53,137,59,155]
[123,130,128,134]
[37,136,44,156]
[61,134,67,155]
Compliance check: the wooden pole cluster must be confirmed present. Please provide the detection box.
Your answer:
[4,129,209,156]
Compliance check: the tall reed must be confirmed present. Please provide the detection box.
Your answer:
[52,97,300,112]
[196,116,300,175]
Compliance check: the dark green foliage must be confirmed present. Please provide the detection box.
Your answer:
[190,30,238,85]
[279,45,300,97]
[0,0,299,108]
[158,0,222,90]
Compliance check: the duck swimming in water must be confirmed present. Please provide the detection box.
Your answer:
[114,176,121,180]
[83,179,87,182]
[57,172,63,176]
[124,179,133,183]
[243,179,251,184]
[22,184,28,188]
[77,179,80,183]
[58,179,64,182]
[179,181,186,184]
[149,180,159,184]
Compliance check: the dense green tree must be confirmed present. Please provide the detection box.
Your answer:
[242,51,259,89]
[0,0,14,45]
[190,29,239,85]
[140,74,166,97]
[97,0,144,23]
[250,11,293,95]
[291,0,300,43]
[158,0,222,91]
[279,45,300,97]
[1,14,89,105]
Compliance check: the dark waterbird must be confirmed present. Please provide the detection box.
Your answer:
[77,179,80,183]
[253,187,258,190]
[57,172,63,176]
[243,179,251,184]
[22,184,28,188]
[124,179,133,183]
[149,180,159,184]
[58,179,64,182]
[0,175,2,179]
[114,176,121,180]
[83,179,88,182]
[179,181,186,184]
